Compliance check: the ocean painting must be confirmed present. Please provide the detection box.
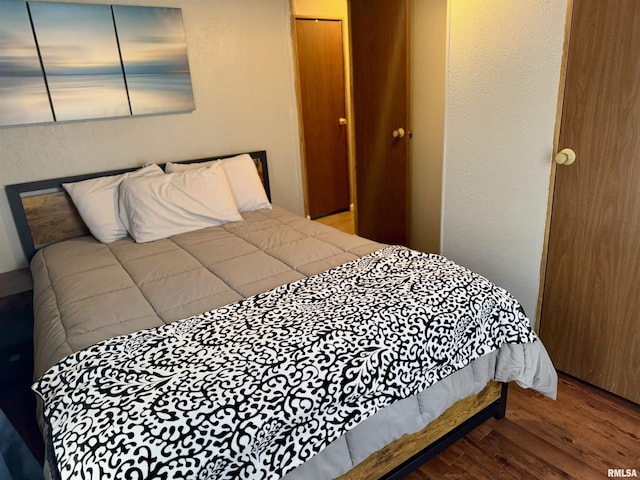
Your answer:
[0,1,194,127]
[113,6,195,115]
[0,2,53,126]
[29,2,130,122]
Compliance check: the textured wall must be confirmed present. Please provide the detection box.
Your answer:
[0,0,303,272]
[442,0,567,322]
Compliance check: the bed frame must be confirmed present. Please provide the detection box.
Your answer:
[5,150,507,480]
[6,150,270,261]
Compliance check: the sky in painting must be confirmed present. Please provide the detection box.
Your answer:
[113,6,191,75]
[114,5,195,114]
[0,1,53,125]
[30,2,123,76]
[29,2,130,121]
[0,1,42,77]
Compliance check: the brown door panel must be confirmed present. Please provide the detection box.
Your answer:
[350,0,409,244]
[295,19,350,219]
[540,0,640,403]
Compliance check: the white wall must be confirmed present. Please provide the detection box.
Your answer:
[442,0,567,322]
[0,0,303,272]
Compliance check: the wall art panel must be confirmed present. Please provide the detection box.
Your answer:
[113,6,195,115]
[0,1,194,127]
[0,2,53,126]
[29,2,131,121]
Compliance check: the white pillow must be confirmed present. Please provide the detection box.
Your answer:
[166,154,271,212]
[63,164,163,243]
[119,163,243,243]
[165,159,216,173]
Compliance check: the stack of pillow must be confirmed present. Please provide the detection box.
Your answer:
[62,154,271,244]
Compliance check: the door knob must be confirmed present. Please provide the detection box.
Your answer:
[555,148,576,165]
[393,127,406,138]
[338,117,347,126]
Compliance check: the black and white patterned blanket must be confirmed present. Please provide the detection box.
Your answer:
[34,246,537,480]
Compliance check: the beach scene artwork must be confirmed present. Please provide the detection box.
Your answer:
[114,6,195,115]
[30,2,131,122]
[0,1,195,127]
[0,2,54,126]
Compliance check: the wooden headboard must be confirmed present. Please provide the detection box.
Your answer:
[6,150,270,262]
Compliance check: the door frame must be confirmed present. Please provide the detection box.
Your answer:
[535,0,574,330]
[290,14,356,220]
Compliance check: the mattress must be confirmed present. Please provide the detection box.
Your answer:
[30,206,557,479]
[31,206,381,379]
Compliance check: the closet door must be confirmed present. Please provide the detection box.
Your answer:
[294,18,351,219]
[349,0,410,245]
[540,0,640,403]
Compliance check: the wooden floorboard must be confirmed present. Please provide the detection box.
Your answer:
[409,374,640,480]
[314,210,355,234]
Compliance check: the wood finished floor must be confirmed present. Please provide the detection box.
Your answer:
[408,374,640,480]
[1,373,638,478]
[314,210,355,235]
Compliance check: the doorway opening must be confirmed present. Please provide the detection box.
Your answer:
[291,0,410,244]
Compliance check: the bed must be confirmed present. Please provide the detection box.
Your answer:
[6,150,557,480]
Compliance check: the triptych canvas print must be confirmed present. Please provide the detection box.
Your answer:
[0,1,195,127]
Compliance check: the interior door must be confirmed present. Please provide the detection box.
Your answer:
[540,0,640,403]
[295,18,350,219]
[349,0,409,245]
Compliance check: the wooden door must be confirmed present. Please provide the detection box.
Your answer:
[540,0,640,403]
[295,18,350,219]
[349,0,410,245]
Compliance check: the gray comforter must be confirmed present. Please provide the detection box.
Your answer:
[31,206,557,480]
